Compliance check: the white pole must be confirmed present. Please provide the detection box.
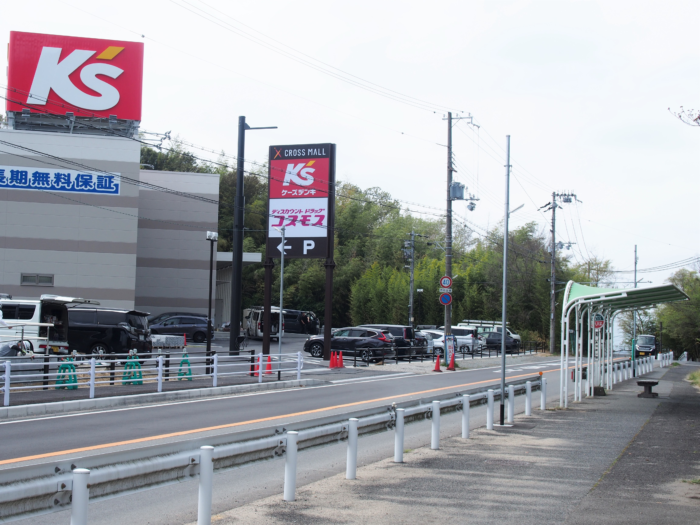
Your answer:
[89,358,95,399]
[487,390,494,430]
[346,418,358,480]
[197,446,214,525]
[3,361,10,407]
[70,468,90,525]
[525,381,532,416]
[431,400,441,449]
[540,378,547,411]
[157,355,163,392]
[395,408,405,462]
[462,395,470,438]
[507,384,515,423]
[283,431,298,501]
[258,353,263,384]
[278,226,285,374]
[212,354,218,387]
[297,351,302,381]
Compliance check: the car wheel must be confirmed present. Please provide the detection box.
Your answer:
[193,331,206,344]
[361,349,372,363]
[309,342,323,358]
[90,343,110,357]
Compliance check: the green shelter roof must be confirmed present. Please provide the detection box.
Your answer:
[563,282,688,312]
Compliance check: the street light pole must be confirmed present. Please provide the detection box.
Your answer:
[275,226,286,381]
[229,116,277,355]
[500,136,511,426]
[206,231,218,374]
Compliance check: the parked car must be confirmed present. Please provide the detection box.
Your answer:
[413,331,430,355]
[358,324,416,357]
[67,307,152,356]
[422,329,445,356]
[148,312,205,325]
[242,307,281,340]
[282,309,320,335]
[303,327,394,362]
[149,315,212,343]
[482,331,519,353]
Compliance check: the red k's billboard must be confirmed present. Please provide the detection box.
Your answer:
[267,144,335,258]
[6,32,144,120]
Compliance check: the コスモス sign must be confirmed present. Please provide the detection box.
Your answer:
[6,32,144,120]
[266,144,334,258]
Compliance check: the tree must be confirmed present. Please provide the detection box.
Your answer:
[618,309,658,348]
[657,269,700,360]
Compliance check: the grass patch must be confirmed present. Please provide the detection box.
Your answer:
[671,362,681,367]
[688,370,700,388]
[404,449,413,454]
[682,478,700,484]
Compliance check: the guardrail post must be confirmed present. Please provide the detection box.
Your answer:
[197,446,214,525]
[431,400,440,449]
[284,431,298,502]
[525,381,532,416]
[540,378,547,411]
[297,352,302,381]
[507,384,515,424]
[462,395,470,439]
[70,468,90,525]
[258,353,263,384]
[212,354,218,387]
[3,361,10,407]
[395,408,405,462]
[157,355,163,392]
[347,418,358,479]
[486,390,494,430]
[89,358,96,399]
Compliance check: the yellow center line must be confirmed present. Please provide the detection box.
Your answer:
[0,360,609,466]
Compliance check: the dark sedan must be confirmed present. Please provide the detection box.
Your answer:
[149,315,212,343]
[483,331,519,353]
[303,327,394,362]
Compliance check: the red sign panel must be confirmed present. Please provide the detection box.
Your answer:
[269,156,330,199]
[6,32,144,120]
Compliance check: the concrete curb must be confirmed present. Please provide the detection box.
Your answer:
[0,379,327,420]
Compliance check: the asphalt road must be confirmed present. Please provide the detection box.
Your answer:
[0,358,566,465]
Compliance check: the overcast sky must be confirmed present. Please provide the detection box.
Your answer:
[2,0,698,288]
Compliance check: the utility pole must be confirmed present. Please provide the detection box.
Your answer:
[540,192,579,356]
[229,117,276,355]
[406,231,416,326]
[499,135,511,426]
[632,245,638,376]
[445,112,453,340]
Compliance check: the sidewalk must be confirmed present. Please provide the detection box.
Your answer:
[196,364,699,524]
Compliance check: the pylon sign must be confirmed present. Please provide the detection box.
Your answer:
[594,313,605,330]
[266,144,335,258]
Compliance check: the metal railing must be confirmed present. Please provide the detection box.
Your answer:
[0,377,543,522]
[0,350,304,407]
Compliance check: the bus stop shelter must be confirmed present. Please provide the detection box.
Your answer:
[559,281,688,407]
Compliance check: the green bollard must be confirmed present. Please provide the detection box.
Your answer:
[55,357,78,390]
[122,351,143,385]
[178,352,192,381]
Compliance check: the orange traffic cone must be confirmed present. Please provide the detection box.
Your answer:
[433,352,442,372]
[338,351,345,368]
[330,351,337,369]
[253,360,259,377]
[446,349,456,371]
[265,355,272,375]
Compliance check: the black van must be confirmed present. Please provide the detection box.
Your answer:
[67,307,152,356]
[283,310,320,335]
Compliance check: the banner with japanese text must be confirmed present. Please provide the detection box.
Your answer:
[0,165,120,195]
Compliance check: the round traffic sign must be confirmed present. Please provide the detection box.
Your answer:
[439,293,452,306]
[439,275,452,288]
[594,313,605,330]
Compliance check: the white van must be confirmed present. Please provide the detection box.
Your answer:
[0,295,99,354]
[242,307,282,340]
[459,320,521,344]
[438,326,481,353]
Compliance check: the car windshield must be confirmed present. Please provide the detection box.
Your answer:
[638,336,655,346]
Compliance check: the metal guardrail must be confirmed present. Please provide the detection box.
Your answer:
[0,351,304,407]
[0,377,543,522]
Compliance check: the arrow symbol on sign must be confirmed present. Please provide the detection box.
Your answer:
[277,241,291,254]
